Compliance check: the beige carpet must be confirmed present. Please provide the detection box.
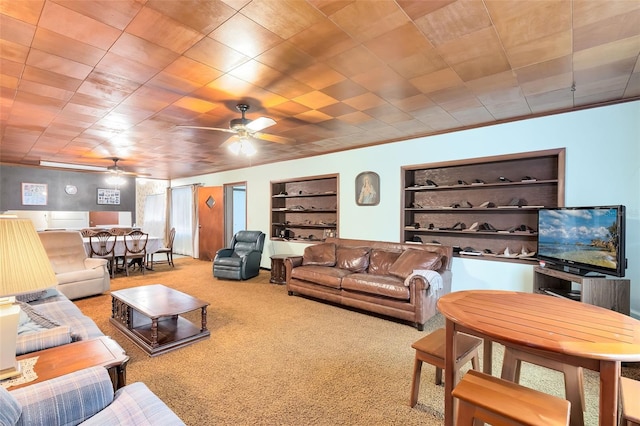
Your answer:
[74,258,638,425]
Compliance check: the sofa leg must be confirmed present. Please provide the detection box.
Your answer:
[288,291,293,296]
[416,323,424,331]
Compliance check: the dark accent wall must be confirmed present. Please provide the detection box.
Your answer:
[0,164,136,218]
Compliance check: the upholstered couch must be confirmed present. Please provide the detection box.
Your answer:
[38,231,110,300]
[16,288,105,356]
[1,366,184,425]
[285,237,453,330]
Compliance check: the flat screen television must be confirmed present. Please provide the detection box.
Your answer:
[537,205,626,277]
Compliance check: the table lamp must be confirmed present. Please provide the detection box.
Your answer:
[0,216,57,380]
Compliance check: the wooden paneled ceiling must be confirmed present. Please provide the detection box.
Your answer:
[1,0,639,179]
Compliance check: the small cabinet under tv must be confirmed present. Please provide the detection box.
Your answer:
[533,267,630,315]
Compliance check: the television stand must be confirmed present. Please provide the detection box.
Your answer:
[533,267,630,315]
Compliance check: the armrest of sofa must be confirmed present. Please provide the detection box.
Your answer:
[10,366,114,426]
[84,257,108,270]
[82,382,185,426]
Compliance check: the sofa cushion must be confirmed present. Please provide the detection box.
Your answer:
[291,265,351,289]
[302,243,336,266]
[388,249,442,280]
[0,386,21,425]
[341,273,409,300]
[336,246,370,273]
[368,249,402,275]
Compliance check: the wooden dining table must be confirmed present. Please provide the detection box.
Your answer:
[437,290,640,426]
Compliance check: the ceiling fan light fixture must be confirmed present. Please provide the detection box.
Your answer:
[106,170,126,187]
[228,139,256,156]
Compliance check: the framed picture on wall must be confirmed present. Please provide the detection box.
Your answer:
[97,188,120,205]
[355,171,380,206]
[21,183,48,205]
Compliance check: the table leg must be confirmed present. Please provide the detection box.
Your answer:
[150,318,158,348]
[201,306,208,332]
[444,319,456,426]
[599,360,620,426]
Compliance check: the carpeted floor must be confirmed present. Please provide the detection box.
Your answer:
[73,257,639,425]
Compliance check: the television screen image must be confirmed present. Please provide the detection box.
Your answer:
[537,206,626,277]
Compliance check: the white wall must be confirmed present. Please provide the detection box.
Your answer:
[173,101,640,317]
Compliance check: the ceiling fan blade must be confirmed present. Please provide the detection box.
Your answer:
[252,132,295,144]
[220,135,240,148]
[176,125,237,134]
[246,117,276,132]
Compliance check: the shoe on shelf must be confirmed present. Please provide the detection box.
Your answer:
[425,179,438,187]
[497,247,518,258]
[460,247,482,256]
[483,248,496,256]
[478,201,495,208]
[472,179,485,185]
[479,222,498,232]
[459,200,473,208]
[508,198,527,207]
[463,222,479,232]
[457,180,469,185]
[450,222,466,231]
[518,247,536,258]
[498,176,512,182]
[514,224,535,233]
[521,176,537,182]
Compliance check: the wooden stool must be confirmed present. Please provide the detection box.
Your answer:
[453,370,571,425]
[409,328,481,407]
[620,376,640,426]
[501,346,584,426]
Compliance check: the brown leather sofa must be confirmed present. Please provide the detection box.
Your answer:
[285,237,453,330]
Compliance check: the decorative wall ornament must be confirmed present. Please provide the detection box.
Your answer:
[21,183,48,206]
[97,188,121,205]
[356,171,380,206]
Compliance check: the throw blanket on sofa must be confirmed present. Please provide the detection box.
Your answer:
[404,270,443,294]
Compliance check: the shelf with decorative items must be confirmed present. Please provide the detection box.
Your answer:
[401,149,565,263]
[271,174,339,242]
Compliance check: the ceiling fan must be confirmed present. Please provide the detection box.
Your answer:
[177,104,294,155]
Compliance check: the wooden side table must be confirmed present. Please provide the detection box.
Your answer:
[270,254,294,284]
[10,336,129,391]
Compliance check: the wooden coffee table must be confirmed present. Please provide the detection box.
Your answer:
[110,284,210,356]
[10,336,128,391]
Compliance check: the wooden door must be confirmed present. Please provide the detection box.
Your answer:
[198,186,224,261]
[89,211,118,227]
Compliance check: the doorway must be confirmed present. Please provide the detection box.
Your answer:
[223,182,246,246]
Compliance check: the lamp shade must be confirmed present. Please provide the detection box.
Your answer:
[0,217,57,297]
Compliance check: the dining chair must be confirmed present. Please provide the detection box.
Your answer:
[149,227,176,269]
[123,230,148,276]
[88,231,117,278]
[80,228,96,237]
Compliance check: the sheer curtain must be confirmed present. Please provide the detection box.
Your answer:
[170,185,198,257]
[142,194,166,239]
